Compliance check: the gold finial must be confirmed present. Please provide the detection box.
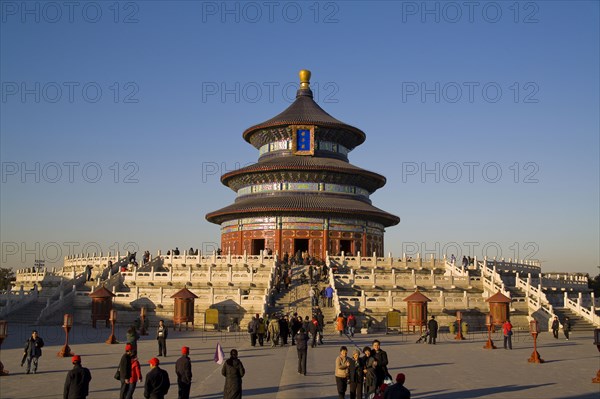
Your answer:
[299,69,311,89]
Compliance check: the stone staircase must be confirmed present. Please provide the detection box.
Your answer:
[4,299,49,325]
[553,307,597,333]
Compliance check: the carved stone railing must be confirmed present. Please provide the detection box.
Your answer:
[444,260,469,277]
[0,288,39,318]
[37,285,76,323]
[563,292,600,327]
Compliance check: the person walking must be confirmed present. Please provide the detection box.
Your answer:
[563,316,571,340]
[119,344,133,399]
[551,316,560,339]
[126,351,142,399]
[222,349,245,399]
[383,373,411,399]
[502,319,513,350]
[336,313,346,337]
[268,316,280,347]
[175,346,192,399]
[143,357,170,399]
[309,316,319,348]
[296,327,309,375]
[63,355,92,399]
[372,340,389,387]
[257,317,266,346]
[334,346,350,399]
[127,326,140,352]
[348,349,364,399]
[427,316,438,345]
[326,285,334,308]
[347,314,356,337]
[23,330,44,374]
[156,320,168,357]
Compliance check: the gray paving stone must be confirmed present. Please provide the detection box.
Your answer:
[0,325,598,399]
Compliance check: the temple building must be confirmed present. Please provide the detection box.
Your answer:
[206,70,400,259]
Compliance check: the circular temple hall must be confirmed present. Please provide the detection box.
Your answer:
[206,70,400,259]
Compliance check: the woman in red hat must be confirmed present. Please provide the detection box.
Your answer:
[126,350,142,399]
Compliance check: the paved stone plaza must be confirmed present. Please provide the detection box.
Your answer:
[0,324,598,399]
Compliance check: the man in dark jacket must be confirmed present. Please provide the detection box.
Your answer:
[279,316,290,346]
[295,328,309,375]
[383,373,411,399]
[372,340,389,387]
[427,316,438,345]
[64,355,92,399]
[156,320,168,356]
[551,316,560,339]
[23,330,44,374]
[175,347,192,399]
[119,344,133,399]
[144,357,170,399]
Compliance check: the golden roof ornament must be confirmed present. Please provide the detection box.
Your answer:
[299,69,311,89]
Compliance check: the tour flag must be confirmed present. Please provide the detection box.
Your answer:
[214,342,225,365]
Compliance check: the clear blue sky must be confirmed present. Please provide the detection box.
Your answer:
[1,1,598,276]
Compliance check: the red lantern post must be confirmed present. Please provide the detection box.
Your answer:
[57,314,74,357]
[455,311,465,340]
[139,307,148,336]
[0,320,9,376]
[527,319,544,363]
[105,309,118,344]
[483,313,496,349]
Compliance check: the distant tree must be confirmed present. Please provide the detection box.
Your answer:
[588,272,600,296]
[0,267,16,290]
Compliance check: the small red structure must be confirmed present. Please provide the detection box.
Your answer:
[171,288,198,331]
[57,314,74,357]
[486,291,511,327]
[89,286,115,328]
[403,290,431,333]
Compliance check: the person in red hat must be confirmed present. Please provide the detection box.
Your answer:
[144,357,170,399]
[126,350,143,399]
[118,344,133,399]
[175,346,192,399]
[382,373,410,399]
[63,355,92,399]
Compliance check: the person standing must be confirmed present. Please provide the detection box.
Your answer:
[63,355,92,399]
[372,340,389,387]
[143,358,170,399]
[563,316,571,340]
[383,373,411,399]
[326,285,334,308]
[23,330,44,374]
[175,346,192,399]
[156,320,168,357]
[334,346,350,399]
[280,316,290,346]
[222,349,245,399]
[126,351,142,399]
[268,316,280,347]
[296,327,309,375]
[119,344,133,399]
[348,349,364,399]
[364,357,378,399]
[502,320,513,350]
[427,316,438,345]
[248,316,258,347]
[551,316,560,339]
